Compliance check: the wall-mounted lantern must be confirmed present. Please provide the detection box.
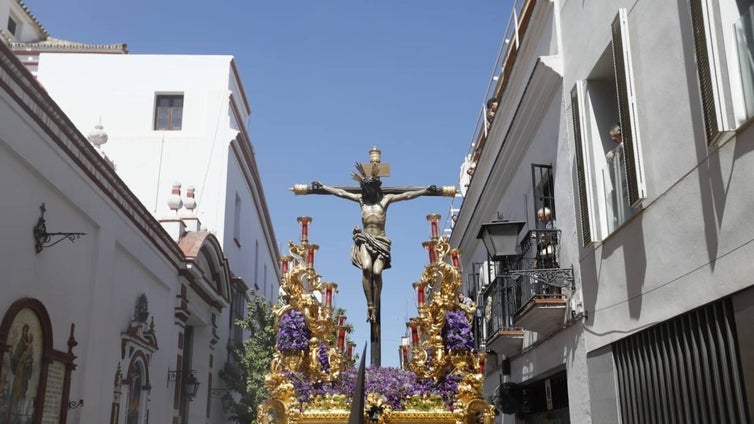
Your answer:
[168,370,200,401]
[32,203,86,254]
[476,218,525,260]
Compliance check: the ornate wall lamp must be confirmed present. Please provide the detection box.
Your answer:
[32,203,86,254]
[167,370,200,401]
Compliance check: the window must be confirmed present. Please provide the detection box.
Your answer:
[154,94,183,130]
[233,193,241,246]
[571,9,646,245]
[7,16,17,36]
[229,287,245,351]
[531,163,555,225]
[179,326,194,424]
[254,240,259,286]
[690,0,754,141]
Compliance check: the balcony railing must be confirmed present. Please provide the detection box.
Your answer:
[482,229,574,339]
[443,0,538,235]
[483,272,522,343]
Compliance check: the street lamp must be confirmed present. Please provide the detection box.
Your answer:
[476,219,526,260]
[168,370,200,401]
[183,372,200,400]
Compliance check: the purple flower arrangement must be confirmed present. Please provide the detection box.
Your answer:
[442,309,475,352]
[276,309,311,351]
[317,341,330,372]
[284,366,461,411]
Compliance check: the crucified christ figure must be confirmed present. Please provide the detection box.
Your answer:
[311,178,439,323]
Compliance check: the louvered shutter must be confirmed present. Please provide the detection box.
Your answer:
[614,298,749,423]
[689,0,721,142]
[570,84,591,246]
[612,9,646,207]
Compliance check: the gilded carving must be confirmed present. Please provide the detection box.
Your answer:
[258,219,495,424]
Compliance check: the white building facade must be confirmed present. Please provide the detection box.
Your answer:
[451,0,754,422]
[0,38,238,424]
[30,53,281,419]
[33,53,280,304]
[1,1,281,423]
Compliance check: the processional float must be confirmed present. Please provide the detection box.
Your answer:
[258,220,495,423]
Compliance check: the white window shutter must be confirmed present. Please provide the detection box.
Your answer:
[612,8,647,207]
[570,82,593,246]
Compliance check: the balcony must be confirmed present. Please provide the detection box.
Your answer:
[482,229,574,340]
[483,271,524,357]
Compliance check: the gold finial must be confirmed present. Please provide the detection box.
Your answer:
[362,147,389,178]
[369,146,382,163]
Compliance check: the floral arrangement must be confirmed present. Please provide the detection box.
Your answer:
[317,341,330,372]
[284,366,461,411]
[442,309,475,352]
[276,309,311,351]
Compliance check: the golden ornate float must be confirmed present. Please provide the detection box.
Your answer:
[258,216,495,424]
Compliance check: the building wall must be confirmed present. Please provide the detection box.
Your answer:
[0,49,176,422]
[450,1,598,422]
[454,0,754,421]
[35,54,234,222]
[0,40,233,423]
[34,52,280,304]
[0,0,45,43]
[560,0,754,351]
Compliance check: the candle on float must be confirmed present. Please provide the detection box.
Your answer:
[338,315,347,326]
[401,345,409,364]
[324,283,335,307]
[297,216,312,243]
[280,256,293,274]
[422,241,436,263]
[337,326,346,350]
[478,352,486,374]
[450,249,461,268]
[347,342,355,360]
[413,282,426,306]
[408,319,420,346]
[426,214,441,239]
[307,244,319,268]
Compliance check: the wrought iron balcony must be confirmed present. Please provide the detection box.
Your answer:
[482,270,524,356]
[481,229,575,339]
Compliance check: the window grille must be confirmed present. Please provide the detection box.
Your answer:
[613,298,749,423]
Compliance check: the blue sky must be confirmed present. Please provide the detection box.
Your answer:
[25,0,511,367]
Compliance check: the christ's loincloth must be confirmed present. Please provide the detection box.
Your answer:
[351,231,392,270]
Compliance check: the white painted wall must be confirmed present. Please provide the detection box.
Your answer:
[454,0,754,422]
[35,53,279,306]
[560,0,754,349]
[0,69,181,423]
[0,41,243,423]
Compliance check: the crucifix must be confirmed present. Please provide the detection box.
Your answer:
[292,147,455,366]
